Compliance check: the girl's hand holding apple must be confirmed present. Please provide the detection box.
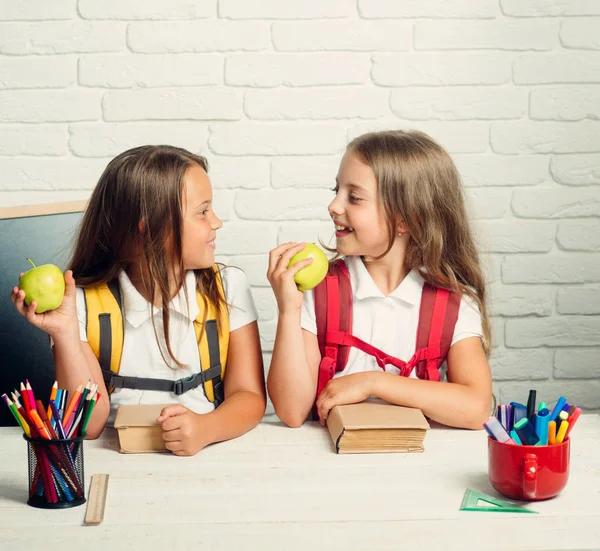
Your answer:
[10,259,79,339]
[267,242,329,314]
[267,242,311,314]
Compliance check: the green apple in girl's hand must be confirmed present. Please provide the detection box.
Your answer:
[19,258,65,313]
[287,243,329,292]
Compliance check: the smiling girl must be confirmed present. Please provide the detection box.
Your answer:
[266,130,492,430]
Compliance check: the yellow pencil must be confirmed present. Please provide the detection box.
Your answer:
[556,420,569,444]
[548,420,557,445]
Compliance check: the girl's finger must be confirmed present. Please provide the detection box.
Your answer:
[24,302,38,324]
[285,257,313,278]
[164,440,183,452]
[268,242,299,274]
[161,428,182,442]
[273,242,307,275]
[63,270,76,298]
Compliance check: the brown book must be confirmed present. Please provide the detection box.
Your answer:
[326,400,430,454]
[113,404,170,454]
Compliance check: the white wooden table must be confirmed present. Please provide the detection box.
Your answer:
[1,416,599,551]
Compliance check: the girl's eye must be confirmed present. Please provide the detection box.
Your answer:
[349,194,361,203]
[198,209,209,216]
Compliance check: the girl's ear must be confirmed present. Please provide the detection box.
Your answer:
[396,219,409,235]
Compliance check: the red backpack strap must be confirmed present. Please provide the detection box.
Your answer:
[314,259,352,401]
[414,283,460,381]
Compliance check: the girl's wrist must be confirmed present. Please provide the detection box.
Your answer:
[278,309,302,321]
[196,410,218,446]
[366,371,385,397]
[51,326,82,348]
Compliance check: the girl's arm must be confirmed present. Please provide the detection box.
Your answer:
[201,320,266,443]
[266,242,321,428]
[317,336,492,430]
[11,271,110,438]
[52,338,111,439]
[158,321,266,456]
[267,319,321,427]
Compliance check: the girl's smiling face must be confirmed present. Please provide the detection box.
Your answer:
[180,163,223,270]
[328,151,392,259]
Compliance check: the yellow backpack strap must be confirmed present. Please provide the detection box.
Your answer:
[83,279,124,393]
[194,267,229,406]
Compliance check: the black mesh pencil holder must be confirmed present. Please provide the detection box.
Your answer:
[24,434,86,509]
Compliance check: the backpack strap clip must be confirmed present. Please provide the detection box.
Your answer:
[103,365,223,396]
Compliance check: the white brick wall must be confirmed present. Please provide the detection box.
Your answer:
[1,1,599,410]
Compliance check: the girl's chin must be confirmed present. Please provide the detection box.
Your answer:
[185,258,215,271]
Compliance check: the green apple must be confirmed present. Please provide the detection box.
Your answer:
[287,243,329,292]
[19,258,65,313]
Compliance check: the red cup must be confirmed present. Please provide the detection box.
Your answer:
[488,437,570,501]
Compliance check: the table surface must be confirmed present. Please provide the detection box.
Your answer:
[1,415,599,551]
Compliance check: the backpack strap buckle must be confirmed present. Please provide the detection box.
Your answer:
[173,374,200,396]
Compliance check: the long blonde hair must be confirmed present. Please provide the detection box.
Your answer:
[69,145,226,368]
[344,130,491,355]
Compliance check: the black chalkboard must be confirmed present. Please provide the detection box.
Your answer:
[0,203,84,426]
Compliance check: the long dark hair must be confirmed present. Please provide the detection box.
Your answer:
[69,145,226,368]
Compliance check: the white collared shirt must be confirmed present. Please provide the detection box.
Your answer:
[74,267,258,423]
[300,256,483,381]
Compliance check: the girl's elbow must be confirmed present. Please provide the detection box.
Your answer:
[273,404,308,428]
[84,424,105,440]
[281,414,306,429]
[465,400,491,430]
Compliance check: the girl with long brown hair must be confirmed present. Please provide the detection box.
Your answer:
[11,145,265,455]
[267,130,492,430]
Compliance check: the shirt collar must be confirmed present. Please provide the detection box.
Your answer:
[347,256,424,305]
[119,270,199,328]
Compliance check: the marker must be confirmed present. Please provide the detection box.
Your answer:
[514,417,540,446]
[556,410,568,434]
[535,408,550,445]
[549,396,566,422]
[556,420,569,444]
[510,402,528,428]
[484,416,515,444]
[564,407,582,440]
[496,404,509,431]
[548,420,557,445]
[510,429,522,445]
[538,401,547,413]
[505,403,513,431]
[527,389,537,420]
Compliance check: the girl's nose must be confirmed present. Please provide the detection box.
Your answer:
[328,195,343,218]
[212,211,223,230]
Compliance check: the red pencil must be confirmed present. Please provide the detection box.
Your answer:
[20,382,30,412]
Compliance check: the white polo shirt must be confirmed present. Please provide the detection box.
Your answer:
[301,256,483,381]
[74,267,258,423]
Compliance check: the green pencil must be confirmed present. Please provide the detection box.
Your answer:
[1,393,26,433]
[81,393,97,437]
